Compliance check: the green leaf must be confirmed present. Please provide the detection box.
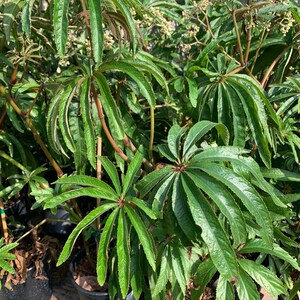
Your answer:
[125,196,157,220]
[80,78,96,169]
[186,77,198,107]
[58,83,79,153]
[98,156,121,195]
[238,258,287,298]
[183,121,229,159]
[58,202,117,266]
[192,258,217,300]
[236,267,260,300]
[0,259,16,274]
[181,174,238,281]
[124,205,156,271]
[53,0,69,57]
[287,277,300,300]
[238,239,300,271]
[152,245,171,297]
[44,187,117,209]
[22,0,34,38]
[97,61,155,107]
[89,0,103,67]
[56,175,118,196]
[186,169,247,248]
[117,209,130,298]
[94,73,124,140]
[168,124,186,159]
[157,144,177,162]
[198,162,273,247]
[136,166,172,198]
[122,147,144,197]
[172,175,199,241]
[261,167,300,182]
[97,208,119,285]
[216,276,234,300]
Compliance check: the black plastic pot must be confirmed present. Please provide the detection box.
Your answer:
[0,266,52,300]
[70,249,109,300]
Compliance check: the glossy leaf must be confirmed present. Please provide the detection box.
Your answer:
[125,196,157,220]
[199,162,273,246]
[122,148,144,197]
[238,258,287,298]
[236,267,260,300]
[89,0,103,67]
[216,276,234,300]
[97,208,119,285]
[181,174,238,281]
[124,205,156,271]
[53,0,69,57]
[80,78,96,169]
[98,156,121,194]
[3,1,23,42]
[22,0,34,37]
[167,124,186,159]
[186,77,198,107]
[57,202,117,265]
[117,209,130,298]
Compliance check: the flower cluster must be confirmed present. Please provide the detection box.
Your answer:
[279,10,294,36]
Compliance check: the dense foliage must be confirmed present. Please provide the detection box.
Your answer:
[1,0,300,299]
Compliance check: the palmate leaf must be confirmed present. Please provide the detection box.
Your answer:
[53,0,69,57]
[238,258,287,298]
[124,205,156,271]
[236,267,260,300]
[89,0,103,67]
[97,61,155,108]
[57,201,117,266]
[186,169,247,248]
[97,208,119,285]
[181,174,238,281]
[80,78,96,169]
[117,209,130,298]
[198,162,274,247]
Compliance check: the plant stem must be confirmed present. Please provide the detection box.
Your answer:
[232,8,245,66]
[0,85,63,177]
[90,80,129,162]
[0,198,8,241]
[244,15,253,65]
[15,219,47,243]
[149,107,155,165]
[0,151,28,172]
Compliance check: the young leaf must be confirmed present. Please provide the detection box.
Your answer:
[238,258,287,298]
[53,0,69,57]
[58,202,117,266]
[98,156,121,195]
[117,209,130,298]
[97,208,119,285]
[80,78,96,169]
[236,267,260,300]
[124,205,156,271]
[122,148,144,197]
[181,174,238,281]
[125,196,157,220]
[89,0,103,67]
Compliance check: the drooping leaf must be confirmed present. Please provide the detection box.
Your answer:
[216,276,234,300]
[168,124,186,159]
[53,0,69,57]
[117,209,130,298]
[80,78,96,169]
[238,258,287,298]
[124,205,156,271]
[89,0,103,67]
[97,208,119,285]
[181,174,238,281]
[57,202,117,265]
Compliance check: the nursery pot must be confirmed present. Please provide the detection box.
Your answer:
[0,265,52,300]
[70,249,109,300]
